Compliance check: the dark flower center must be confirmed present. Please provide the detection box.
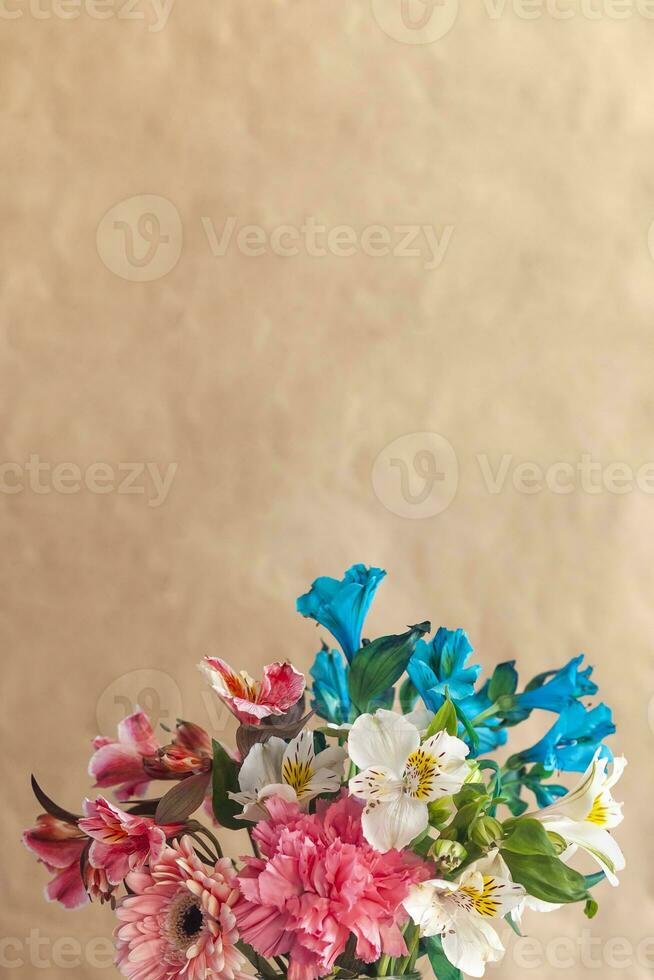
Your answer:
[181,904,203,938]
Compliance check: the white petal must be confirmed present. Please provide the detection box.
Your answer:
[237,738,285,793]
[361,793,428,852]
[347,709,419,775]
[403,881,453,937]
[403,707,435,731]
[422,730,470,766]
[403,732,469,802]
[350,766,403,803]
[281,729,317,797]
[551,818,625,886]
[538,751,606,823]
[314,744,347,774]
[442,914,505,978]
[604,756,627,792]
[455,868,526,918]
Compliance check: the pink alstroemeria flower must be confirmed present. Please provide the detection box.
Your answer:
[79,797,176,886]
[200,657,305,725]
[89,711,161,801]
[23,814,89,910]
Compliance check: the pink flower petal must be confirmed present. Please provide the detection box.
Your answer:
[45,864,89,910]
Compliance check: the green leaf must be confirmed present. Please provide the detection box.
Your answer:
[500,818,590,904]
[585,871,606,889]
[488,661,519,701]
[211,740,246,830]
[501,851,590,904]
[424,936,462,980]
[30,775,81,825]
[453,701,480,749]
[400,676,419,713]
[348,622,430,715]
[155,771,211,825]
[585,898,599,919]
[425,697,458,738]
[501,818,558,856]
[369,686,396,711]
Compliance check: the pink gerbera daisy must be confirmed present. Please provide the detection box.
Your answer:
[114,837,246,980]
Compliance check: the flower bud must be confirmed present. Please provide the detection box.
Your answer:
[469,815,503,849]
[464,762,482,784]
[430,838,467,874]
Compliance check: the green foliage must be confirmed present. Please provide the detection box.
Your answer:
[399,676,419,713]
[211,740,245,831]
[348,622,430,715]
[425,697,458,738]
[424,936,463,980]
[500,819,590,904]
[488,661,519,701]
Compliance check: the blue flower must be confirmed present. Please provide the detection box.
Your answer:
[509,701,615,773]
[531,780,568,809]
[407,627,481,703]
[511,655,598,714]
[458,683,508,757]
[297,564,386,662]
[309,644,351,725]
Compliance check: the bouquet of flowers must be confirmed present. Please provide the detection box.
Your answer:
[25,564,626,980]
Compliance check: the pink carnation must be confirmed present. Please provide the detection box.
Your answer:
[234,794,433,980]
[115,837,246,980]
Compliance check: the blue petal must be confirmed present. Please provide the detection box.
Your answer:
[511,702,615,773]
[408,627,481,702]
[514,655,599,714]
[297,564,386,661]
[309,646,351,724]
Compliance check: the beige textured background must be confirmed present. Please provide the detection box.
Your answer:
[2,1,653,978]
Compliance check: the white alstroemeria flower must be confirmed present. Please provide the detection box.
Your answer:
[403,858,526,978]
[229,729,345,820]
[480,849,561,928]
[535,751,626,886]
[348,708,470,852]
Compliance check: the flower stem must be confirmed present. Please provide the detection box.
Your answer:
[248,827,261,858]
[396,924,420,974]
[377,953,392,977]
[190,823,224,859]
[470,704,500,726]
